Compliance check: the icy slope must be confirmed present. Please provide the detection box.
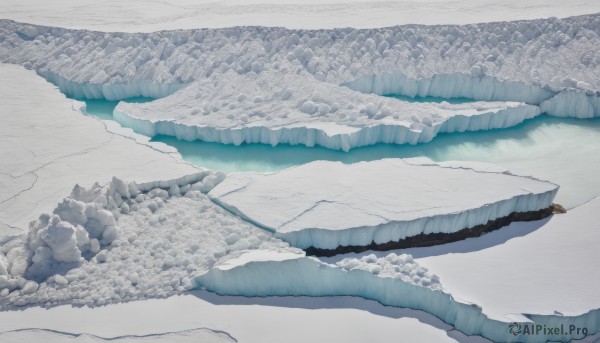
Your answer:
[209,158,558,250]
[2,0,600,32]
[0,64,200,236]
[114,70,539,151]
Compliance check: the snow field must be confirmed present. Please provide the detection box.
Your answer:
[2,0,600,32]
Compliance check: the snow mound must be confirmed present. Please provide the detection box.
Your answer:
[209,158,558,250]
[336,253,441,289]
[0,170,227,303]
[114,69,539,151]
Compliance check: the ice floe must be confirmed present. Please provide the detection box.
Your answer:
[209,158,558,250]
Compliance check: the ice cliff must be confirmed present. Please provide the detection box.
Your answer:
[1,15,599,93]
[0,171,589,343]
[209,158,558,250]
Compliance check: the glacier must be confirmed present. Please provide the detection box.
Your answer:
[1,10,600,343]
[209,158,558,250]
[344,72,600,118]
[2,0,599,32]
[2,15,600,150]
[2,15,600,92]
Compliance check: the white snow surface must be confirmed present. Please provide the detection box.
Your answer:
[114,70,540,151]
[0,64,199,236]
[0,292,468,343]
[1,15,600,96]
[209,158,558,249]
[0,328,235,343]
[409,196,600,320]
[194,234,598,342]
[0,0,599,32]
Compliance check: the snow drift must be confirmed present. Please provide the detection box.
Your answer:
[0,170,226,302]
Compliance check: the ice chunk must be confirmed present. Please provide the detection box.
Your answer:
[210,158,558,250]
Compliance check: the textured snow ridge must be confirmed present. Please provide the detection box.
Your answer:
[2,0,600,32]
[2,15,600,92]
[114,70,540,151]
[0,170,234,306]
[209,158,558,250]
[195,251,600,343]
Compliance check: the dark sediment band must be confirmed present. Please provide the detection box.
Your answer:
[305,205,556,257]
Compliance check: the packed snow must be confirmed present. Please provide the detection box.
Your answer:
[1,0,600,32]
[0,64,199,237]
[0,328,236,343]
[0,292,472,343]
[315,196,600,340]
[2,15,599,94]
[114,70,539,151]
[408,196,600,321]
[209,158,558,249]
[2,4,600,343]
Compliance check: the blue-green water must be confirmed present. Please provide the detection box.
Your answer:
[80,97,600,208]
[79,97,154,120]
